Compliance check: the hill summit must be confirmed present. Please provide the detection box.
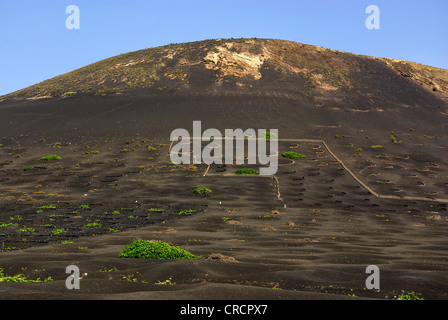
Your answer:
[2,38,448,101]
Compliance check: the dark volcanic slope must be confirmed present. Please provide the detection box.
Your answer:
[0,39,448,300]
[1,38,447,200]
[1,38,447,139]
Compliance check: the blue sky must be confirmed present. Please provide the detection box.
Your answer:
[0,0,447,96]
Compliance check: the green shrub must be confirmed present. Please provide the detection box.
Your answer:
[258,131,278,140]
[0,223,15,228]
[390,135,397,143]
[103,210,121,215]
[23,166,35,171]
[398,292,424,300]
[281,152,306,159]
[178,209,197,215]
[118,240,197,260]
[84,222,101,228]
[235,168,259,175]
[40,155,62,161]
[39,205,57,210]
[193,187,213,195]
[52,229,66,235]
[84,150,100,155]
[0,268,53,283]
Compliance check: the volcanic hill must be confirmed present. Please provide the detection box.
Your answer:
[1,38,448,199]
[1,38,447,138]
